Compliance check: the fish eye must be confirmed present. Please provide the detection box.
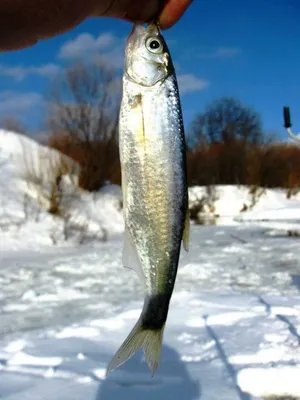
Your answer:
[146,37,163,54]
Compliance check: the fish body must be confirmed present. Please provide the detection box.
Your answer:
[106,22,189,376]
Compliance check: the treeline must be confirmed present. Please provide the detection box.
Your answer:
[187,140,300,190]
[187,97,300,191]
[47,83,300,192]
[2,61,299,192]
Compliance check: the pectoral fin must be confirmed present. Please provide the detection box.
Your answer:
[122,225,145,285]
[183,209,190,252]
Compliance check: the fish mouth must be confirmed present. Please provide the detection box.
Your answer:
[128,21,161,37]
[147,21,161,34]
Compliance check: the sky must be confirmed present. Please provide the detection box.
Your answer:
[0,0,300,140]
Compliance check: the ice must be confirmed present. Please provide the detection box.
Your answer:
[7,352,63,367]
[4,340,27,353]
[56,327,100,339]
[238,367,300,397]
[0,130,300,399]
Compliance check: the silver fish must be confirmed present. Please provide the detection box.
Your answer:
[106,22,189,376]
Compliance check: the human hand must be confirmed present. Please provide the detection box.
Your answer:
[0,0,193,51]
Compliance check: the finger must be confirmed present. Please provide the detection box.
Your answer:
[93,0,163,23]
[159,0,193,29]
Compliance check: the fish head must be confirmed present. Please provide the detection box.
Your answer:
[125,22,173,87]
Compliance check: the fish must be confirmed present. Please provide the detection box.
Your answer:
[106,21,189,377]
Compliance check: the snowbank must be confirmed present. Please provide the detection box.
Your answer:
[189,185,300,226]
[0,130,124,249]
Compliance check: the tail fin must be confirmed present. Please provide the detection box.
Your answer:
[106,317,165,376]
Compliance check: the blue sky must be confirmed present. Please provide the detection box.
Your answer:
[0,0,299,139]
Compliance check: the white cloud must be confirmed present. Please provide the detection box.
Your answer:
[0,91,42,116]
[177,74,210,95]
[58,32,117,60]
[93,47,125,69]
[0,64,60,81]
[58,32,126,70]
[32,64,61,78]
[197,47,240,59]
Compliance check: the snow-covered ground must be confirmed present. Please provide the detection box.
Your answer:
[1,131,300,399]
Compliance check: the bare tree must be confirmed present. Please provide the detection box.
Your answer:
[46,61,121,191]
[189,97,265,185]
[191,97,264,146]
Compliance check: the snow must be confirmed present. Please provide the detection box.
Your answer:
[0,129,124,251]
[0,291,299,399]
[189,184,300,220]
[1,130,300,399]
[238,367,300,398]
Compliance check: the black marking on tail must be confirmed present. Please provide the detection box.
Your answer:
[141,294,171,330]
